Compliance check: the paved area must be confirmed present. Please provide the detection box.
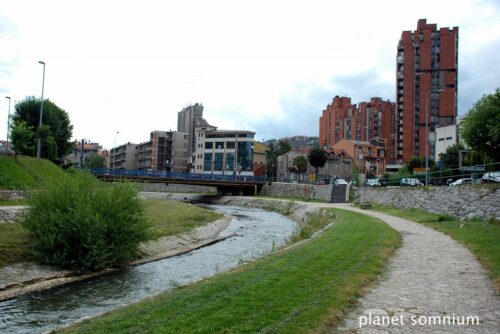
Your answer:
[316,203,499,333]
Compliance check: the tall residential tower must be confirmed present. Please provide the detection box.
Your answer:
[396,19,458,163]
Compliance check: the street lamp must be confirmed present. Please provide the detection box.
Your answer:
[37,61,46,159]
[424,88,444,185]
[5,96,10,150]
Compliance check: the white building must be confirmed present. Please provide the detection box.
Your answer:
[435,125,457,161]
[193,125,255,176]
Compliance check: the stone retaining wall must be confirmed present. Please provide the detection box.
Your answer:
[260,182,347,202]
[362,185,500,221]
[0,190,26,201]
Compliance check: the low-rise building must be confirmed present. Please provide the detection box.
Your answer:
[135,131,174,172]
[110,142,137,169]
[435,125,457,161]
[277,147,353,181]
[65,140,105,168]
[332,139,386,177]
[193,125,255,176]
[253,142,267,176]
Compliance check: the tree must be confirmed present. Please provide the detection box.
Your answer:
[11,97,73,164]
[293,155,308,180]
[438,142,465,170]
[307,145,327,176]
[461,88,500,162]
[276,139,291,156]
[266,141,277,178]
[84,153,106,168]
[10,121,35,156]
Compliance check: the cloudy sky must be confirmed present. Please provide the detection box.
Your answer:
[1,0,499,149]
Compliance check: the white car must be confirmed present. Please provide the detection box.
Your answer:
[449,178,481,186]
[482,171,500,183]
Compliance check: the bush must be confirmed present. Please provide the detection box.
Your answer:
[21,172,150,271]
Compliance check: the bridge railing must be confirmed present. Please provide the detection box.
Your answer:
[89,168,266,183]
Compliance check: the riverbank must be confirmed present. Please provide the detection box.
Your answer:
[0,194,328,302]
[57,208,400,334]
[0,199,228,302]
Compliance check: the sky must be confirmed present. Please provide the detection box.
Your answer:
[1,0,499,149]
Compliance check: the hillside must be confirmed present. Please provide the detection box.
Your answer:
[0,155,67,190]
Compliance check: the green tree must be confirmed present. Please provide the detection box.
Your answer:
[307,145,327,176]
[461,88,500,162]
[276,139,291,156]
[266,141,277,178]
[293,155,308,180]
[12,97,73,164]
[438,142,466,170]
[84,152,106,168]
[10,121,35,156]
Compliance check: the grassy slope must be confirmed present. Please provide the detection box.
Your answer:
[372,205,500,292]
[60,209,401,334]
[0,155,67,190]
[0,200,222,268]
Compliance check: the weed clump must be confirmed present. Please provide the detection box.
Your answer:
[21,172,150,271]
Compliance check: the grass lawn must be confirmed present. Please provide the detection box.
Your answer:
[0,199,27,206]
[144,200,222,239]
[372,205,500,292]
[0,222,32,267]
[59,209,401,334]
[0,200,222,268]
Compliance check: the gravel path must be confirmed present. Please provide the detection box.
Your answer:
[315,203,500,334]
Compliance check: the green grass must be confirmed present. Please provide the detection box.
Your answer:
[372,205,500,292]
[0,222,32,267]
[0,199,27,206]
[0,155,68,190]
[144,200,223,239]
[59,209,401,334]
[0,200,222,268]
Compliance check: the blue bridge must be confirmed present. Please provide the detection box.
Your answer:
[90,168,266,195]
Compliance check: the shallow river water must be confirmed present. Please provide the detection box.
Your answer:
[0,205,298,334]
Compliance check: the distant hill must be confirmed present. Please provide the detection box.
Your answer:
[0,155,68,190]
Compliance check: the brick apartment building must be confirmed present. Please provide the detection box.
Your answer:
[319,96,395,163]
[396,19,458,163]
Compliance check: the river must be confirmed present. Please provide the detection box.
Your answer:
[0,205,299,334]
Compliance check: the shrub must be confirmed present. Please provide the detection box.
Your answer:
[21,172,150,271]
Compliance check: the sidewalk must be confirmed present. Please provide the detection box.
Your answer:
[316,203,500,333]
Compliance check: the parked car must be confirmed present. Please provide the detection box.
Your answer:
[400,178,423,186]
[365,178,381,187]
[482,171,500,183]
[449,178,481,186]
[333,178,348,185]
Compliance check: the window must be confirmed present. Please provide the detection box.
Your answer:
[216,142,224,149]
[214,153,224,171]
[205,142,213,149]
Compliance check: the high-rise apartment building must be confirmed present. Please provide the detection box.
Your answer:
[177,103,209,167]
[396,19,458,163]
[319,96,395,163]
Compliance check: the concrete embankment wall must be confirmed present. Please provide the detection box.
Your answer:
[135,183,217,193]
[361,185,500,221]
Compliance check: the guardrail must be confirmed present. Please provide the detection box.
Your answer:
[89,168,266,183]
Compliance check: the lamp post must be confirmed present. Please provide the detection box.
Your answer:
[424,88,444,186]
[5,96,10,150]
[37,61,46,159]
